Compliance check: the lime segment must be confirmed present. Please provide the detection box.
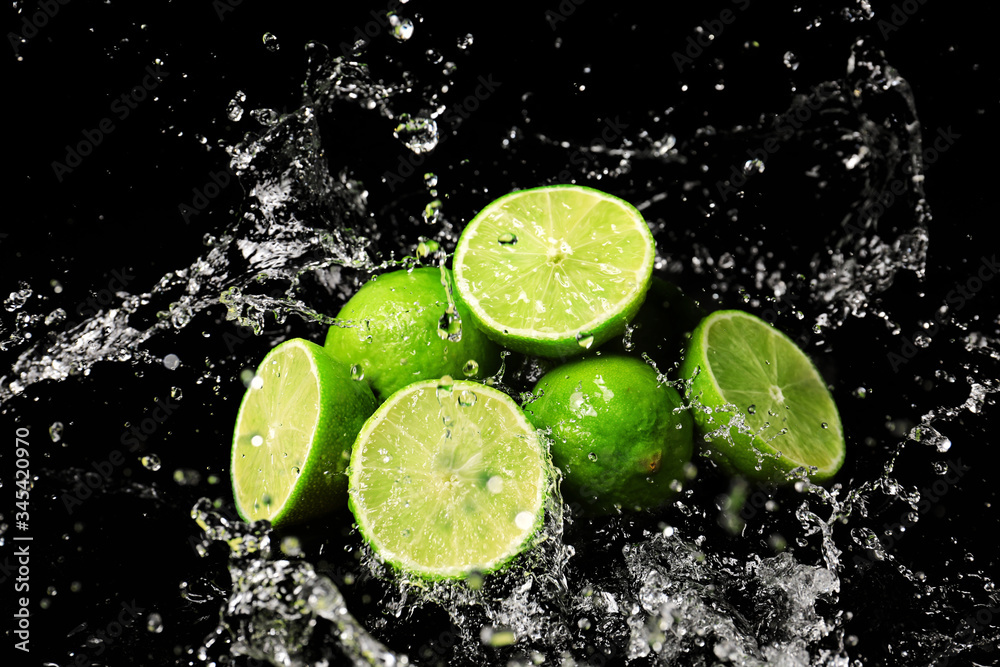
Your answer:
[453,185,655,357]
[680,310,845,482]
[231,338,376,525]
[348,378,548,579]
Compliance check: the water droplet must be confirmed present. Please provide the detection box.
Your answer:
[45,308,67,326]
[141,454,161,471]
[393,113,439,153]
[466,571,485,590]
[462,359,480,377]
[422,199,443,224]
[163,354,180,370]
[227,91,246,121]
[747,404,756,415]
[416,238,440,258]
[587,452,598,462]
[4,283,32,312]
[251,374,264,390]
[783,50,800,70]
[173,468,201,485]
[458,390,477,407]
[457,33,474,49]
[350,364,365,381]
[146,613,163,634]
[170,386,183,400]
[821,422,828,429]
[388,12,414,41]
[262,32,279,52]
[251,434,264,447]
[436,376,454,399]
[743,158,765,175]
[497,232,518,245]
[576,333,595,349]
[251,108,279,126]
[514,511,535,531]
[292,466,301,475]
[487,476,503,494]
[49,421,64,442]
[424,172,439,189]
[280,535,302,556]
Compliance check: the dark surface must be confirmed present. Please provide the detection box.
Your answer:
[4,1,998,665]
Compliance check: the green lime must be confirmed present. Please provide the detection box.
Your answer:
[324,267,501,400]
[348,378,549,580]
[679,310,845,483]
[524,355,693,514]
[453,185,656,358]
[231,338,377,526]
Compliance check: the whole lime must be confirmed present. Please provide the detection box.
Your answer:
[524,355,693,514]
[325,267,501,400]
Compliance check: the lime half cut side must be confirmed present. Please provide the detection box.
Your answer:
[348,378,549,580]
[680,310,845,483]
[231,338,376,526]
[453,185,655,357]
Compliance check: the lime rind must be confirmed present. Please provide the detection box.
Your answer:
[681,310,845,483]
[454,185,655,357]
[348,378,550,580]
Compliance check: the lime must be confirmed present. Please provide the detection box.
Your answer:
[324,267,501,400]
[524,355,693,514]
[453,185,656,358]
[348,378,549,579]
[679,310,845,483]
[230,338,377,526]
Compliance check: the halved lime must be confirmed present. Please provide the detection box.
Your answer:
[680,310,845,483]
[453,185,656,357]
[231,338,377,526]
[348,378,549,579]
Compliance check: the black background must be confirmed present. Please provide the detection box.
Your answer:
[4,0,999,665]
